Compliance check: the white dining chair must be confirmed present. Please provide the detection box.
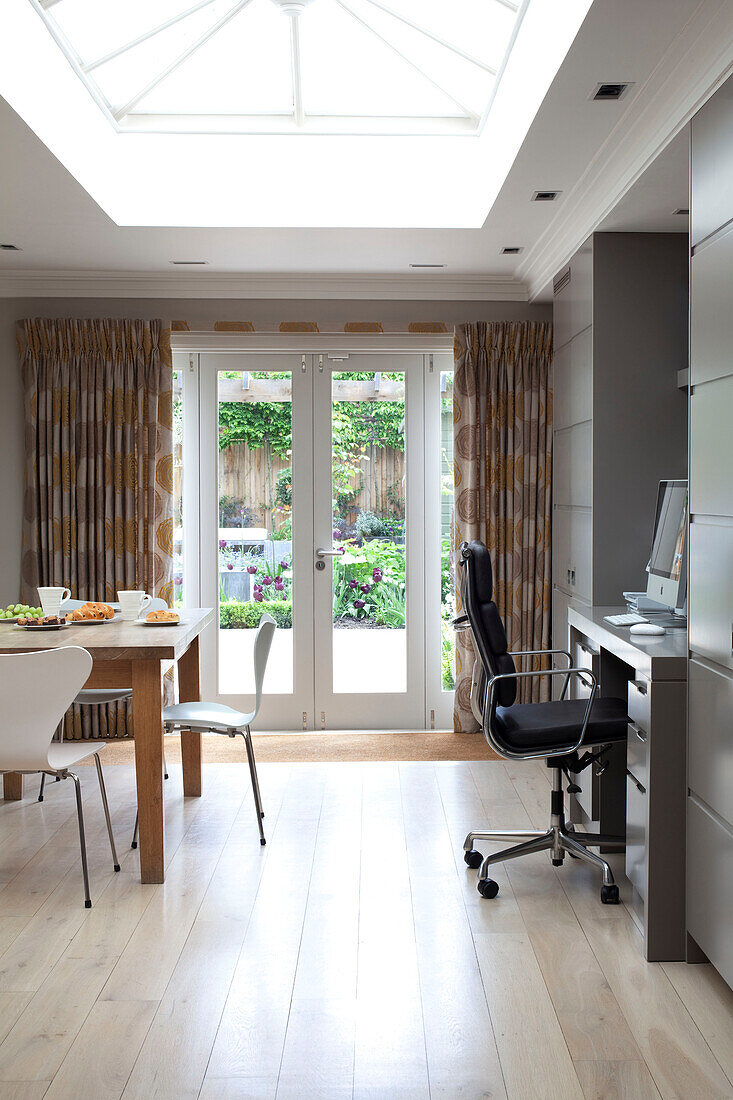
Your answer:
[38,596,170,802]
[131,614,276,849]
[0,647,120,908]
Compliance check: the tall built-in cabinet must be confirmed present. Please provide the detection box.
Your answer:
[552,232,688,667]
[687,79,733,987]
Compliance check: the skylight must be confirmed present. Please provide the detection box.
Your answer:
[32,0,521,136]
[1,0,593,227]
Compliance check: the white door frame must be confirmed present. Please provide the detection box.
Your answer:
[172,334,455,731]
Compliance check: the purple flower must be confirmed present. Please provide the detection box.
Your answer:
[253,591,264,602]
[279,560,289,569]
[219,540,227,550]
[372,568,383,581]
[247,565,257,575]
[360,583,372,594]
[353,599,365,609]
[227,563,233,570]
[348,580,358,590]
[274,579,284,591]
[263,576,273,586]
[333,529,342,539]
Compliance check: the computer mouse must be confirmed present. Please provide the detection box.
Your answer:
[630,623,666,636]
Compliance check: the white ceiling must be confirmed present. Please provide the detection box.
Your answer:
[0,0,730,300]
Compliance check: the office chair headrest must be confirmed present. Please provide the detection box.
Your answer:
[464,540,493,603]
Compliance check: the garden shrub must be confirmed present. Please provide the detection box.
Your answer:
[354,511,385,539]
[220,599,292,629]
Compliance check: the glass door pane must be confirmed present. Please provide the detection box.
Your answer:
[199,353,314,730]
[313,353,425,729]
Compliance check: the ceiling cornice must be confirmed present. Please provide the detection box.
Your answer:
[0,270,529,302]
[520,0,733,300]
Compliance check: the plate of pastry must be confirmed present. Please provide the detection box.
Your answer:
[15,615,68,630]
[137,609,181,626]
[66,602,116,624]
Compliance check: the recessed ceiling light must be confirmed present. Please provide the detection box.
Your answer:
[501,246,523,254]
[531,191,561,202]
[0,243,21,251]
[672,208,689,216]
[170,260,209,265]
[409,264,446,269]
[592,82,630,101]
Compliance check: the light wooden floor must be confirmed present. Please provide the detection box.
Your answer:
[0,760,731,1100]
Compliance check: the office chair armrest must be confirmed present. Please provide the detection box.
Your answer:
[451,614,472,631]
[509,648,572,666]
[482,666,597,761]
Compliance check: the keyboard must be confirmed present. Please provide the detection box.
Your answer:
[603,612,649,627]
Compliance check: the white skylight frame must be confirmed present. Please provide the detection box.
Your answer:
[0,0,593,228]
[29,0,524,137]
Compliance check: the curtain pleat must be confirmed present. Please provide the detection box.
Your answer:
[452,321,553,730]
[16,318,174,739]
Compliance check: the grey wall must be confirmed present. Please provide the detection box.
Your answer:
[0,295,551,603]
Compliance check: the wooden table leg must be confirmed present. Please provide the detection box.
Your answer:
[2,774,23,801]
[131,658,165,884]
[178,635,202,798]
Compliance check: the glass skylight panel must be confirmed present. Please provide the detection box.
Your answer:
[31,0,525,135]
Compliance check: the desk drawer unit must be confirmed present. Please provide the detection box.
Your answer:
[627,678,650,788]
[626,769,648,901]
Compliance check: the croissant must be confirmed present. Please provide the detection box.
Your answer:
[67,602,115,621]
[146,609,179,623]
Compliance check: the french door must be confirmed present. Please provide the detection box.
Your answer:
[178,346,454,731]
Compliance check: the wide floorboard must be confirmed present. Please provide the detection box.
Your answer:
[0,759,731,1099]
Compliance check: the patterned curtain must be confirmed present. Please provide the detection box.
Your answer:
[452,321,553,729]
[16,318,174,739]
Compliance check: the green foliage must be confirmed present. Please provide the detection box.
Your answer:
[332,539,406,627]
[218,401,292,455]
[274,468,292,508]
[441,618,456,690]
[220,599,292,629]
[354,511,385,539]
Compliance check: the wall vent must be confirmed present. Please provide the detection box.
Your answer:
[592,82,629,101]
[532,190,560,202]
[501,246,522,255]
[553,267,571,296]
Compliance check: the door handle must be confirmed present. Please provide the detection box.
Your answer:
[316,547,345,557]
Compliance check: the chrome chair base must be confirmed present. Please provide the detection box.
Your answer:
[463,767,625,904]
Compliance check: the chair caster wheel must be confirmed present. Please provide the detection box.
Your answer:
[131,841,137,850]
[601,884,620,905]
[478,878,499,899]
[464,850,483,869]
[260,838,266,846]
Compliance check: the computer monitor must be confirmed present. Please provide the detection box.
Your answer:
[646,479,688,611]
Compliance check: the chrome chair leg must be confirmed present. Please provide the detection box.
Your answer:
[464,829,544,850]
[561,832,615,887]
[94,753,120,872]
[478,831,554,881]
[69,772,92,908]
[242,729,266,846]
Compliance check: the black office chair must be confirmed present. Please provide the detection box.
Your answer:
[456,540,628,904]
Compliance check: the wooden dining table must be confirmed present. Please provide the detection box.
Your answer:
[0,608,214,884]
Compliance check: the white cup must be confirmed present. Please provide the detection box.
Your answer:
[38,586,71,618]
[117,590,153,621]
